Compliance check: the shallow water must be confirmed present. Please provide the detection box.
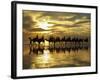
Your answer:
[23,43,90,69]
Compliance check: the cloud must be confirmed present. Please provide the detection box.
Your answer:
[23,10,91,37]
[35,11,77,22]
[29,28,50,32]
[23,15,37,29]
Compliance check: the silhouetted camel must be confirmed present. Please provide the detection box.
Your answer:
[84,38,88,42]
[38,36,44,44]
[32,35,38,42]
[55,37,60,42]
[48,36,55,47]
[65,37,71,42]
[61,36,66,42]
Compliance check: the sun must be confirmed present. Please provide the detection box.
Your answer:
[38,21,53,30]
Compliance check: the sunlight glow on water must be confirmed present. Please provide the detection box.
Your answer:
[31,49,56,68]
[42,50,51,62]
[23,43,90,69]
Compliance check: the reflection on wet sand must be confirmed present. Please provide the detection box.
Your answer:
[23,41,90,69]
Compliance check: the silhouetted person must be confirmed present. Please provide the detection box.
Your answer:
[29,37,32,45]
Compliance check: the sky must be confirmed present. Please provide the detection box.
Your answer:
[23,10,91,42]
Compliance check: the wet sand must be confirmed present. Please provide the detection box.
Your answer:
[23,43,90,69]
